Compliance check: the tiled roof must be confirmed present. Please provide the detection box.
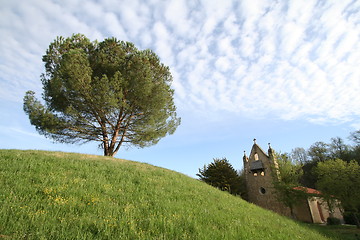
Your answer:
[293,186,322,195]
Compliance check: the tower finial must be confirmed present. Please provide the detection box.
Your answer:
[268,143,274,156]
[253,138,256,144]
[243,151,248,162]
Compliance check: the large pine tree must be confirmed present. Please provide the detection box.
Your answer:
[24,34,180,156]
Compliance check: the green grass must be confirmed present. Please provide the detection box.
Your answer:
[306,224,360,240]
[0,149,354,239]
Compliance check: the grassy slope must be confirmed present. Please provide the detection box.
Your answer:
[0,150,341,239]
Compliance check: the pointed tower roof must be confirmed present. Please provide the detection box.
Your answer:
[250,140,269,158]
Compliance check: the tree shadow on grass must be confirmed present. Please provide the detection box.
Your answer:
[304,224,360,240]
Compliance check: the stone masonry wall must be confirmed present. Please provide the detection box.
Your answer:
[244,144,291,217]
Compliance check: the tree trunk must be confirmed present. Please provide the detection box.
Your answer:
[290,206,296,219]
[103,143,117,157]
[108,150,116,157]
[103,149,115,157]
[103,141,110,156]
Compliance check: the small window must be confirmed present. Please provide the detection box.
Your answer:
[260,171,265,176]
[259,187,266,194]
[254,153,259,160]
[253,172,258,177]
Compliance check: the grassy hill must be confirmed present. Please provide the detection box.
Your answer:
[0,150,349,239]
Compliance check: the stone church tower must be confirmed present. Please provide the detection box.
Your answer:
[243,140,290,216]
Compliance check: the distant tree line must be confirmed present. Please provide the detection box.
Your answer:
[288,134,360,189]
[284,131,360,227]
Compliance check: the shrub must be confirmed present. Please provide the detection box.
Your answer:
[327,217,341,225]
[343,212,360,225]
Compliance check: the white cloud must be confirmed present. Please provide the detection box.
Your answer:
[164,0,190,36]
[280,22,305,58]
[0,0,359,127]
[215,57,231,72]
[103,12,129,39]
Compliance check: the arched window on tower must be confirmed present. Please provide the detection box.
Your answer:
[254,153,259,160]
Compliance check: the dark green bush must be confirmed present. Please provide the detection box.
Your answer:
[343,212,360,225]
[327,217,341,225]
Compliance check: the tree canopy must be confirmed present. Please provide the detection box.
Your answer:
[285,133,360,225]
[315,159,360,228]
[24,34,180,156]
[197,158,246,197]
[272,152,306,219]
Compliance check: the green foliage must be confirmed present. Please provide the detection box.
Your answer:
[291,132,360,189]
[272,153,307,218]
[307,141,330,163]
[275,153,303,184]
[0,150,335,240]
[298,137,354,188]
[328,137,351,161]
[327,217,341,226]
[315,159,360,211]
[315,159,360,228]
[349,130,360,145]
[290,147,308,164]
[23,34,180,156]
[300,161,318,189]
[349,132,360,165]
[344,212,360,226]
[197,158,245,197]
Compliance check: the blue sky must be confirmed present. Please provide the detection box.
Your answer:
[0,0,359,177]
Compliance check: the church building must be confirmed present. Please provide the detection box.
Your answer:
[243,140,343,223]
